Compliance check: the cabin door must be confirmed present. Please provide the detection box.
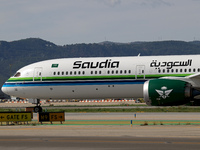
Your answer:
[136,65,145,79]
[33,67,43,81]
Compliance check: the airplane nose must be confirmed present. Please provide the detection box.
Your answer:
[1,85,9,95]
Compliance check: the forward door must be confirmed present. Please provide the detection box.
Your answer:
[33,67,43,81]
[136,65,145,79]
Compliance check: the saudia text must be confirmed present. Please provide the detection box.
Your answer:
[73,59,120,69]
[150,59,192,69]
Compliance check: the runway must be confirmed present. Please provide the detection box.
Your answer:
[1,112,200,149]
[0,136,200,150]
[1,125,200,150]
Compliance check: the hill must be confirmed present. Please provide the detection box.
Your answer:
[1,38,200,98]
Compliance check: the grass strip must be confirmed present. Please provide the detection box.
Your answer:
[0,106,200,112]
[1,120,200,126]
[44,104,147,107]
[23,120,200,126]
[44,107,200,112]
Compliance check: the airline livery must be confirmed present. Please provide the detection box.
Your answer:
[2,55,200,112]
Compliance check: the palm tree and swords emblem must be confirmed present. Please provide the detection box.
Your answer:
[155,86,173,99]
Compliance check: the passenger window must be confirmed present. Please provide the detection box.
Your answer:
[66,71,68,75]
[112,70,114,74]
[184,69,187,72]
[163,69,165,73]
[74,71,76,75]
[62,71,64,75]
[78,71,81,75]
[14,72,21,77]
[58,72,60,75]
[53,72,56,75]
[171,69,174,73]
[116,70,118,74]
[99,71,101,74]
[124,70,127,74]
[180,69,182,72]
[91,71,93,74]
[189,69,191,72]
[198,68,200,72]
[193,69,196,72]
[82,71,85,75]
[70,71,72,75]
[107,71,110,74]
[129,70,131,74]
[120,70,123,74]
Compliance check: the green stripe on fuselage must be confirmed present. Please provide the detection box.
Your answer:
[6,74,191,82]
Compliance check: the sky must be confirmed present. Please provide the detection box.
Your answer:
[1,0,200,45]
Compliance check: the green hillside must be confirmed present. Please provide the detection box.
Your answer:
[1,38,200,98]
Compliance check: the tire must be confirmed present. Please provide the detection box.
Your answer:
[34,106,42,113]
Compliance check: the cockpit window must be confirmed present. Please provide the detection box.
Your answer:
[14,72,21,77]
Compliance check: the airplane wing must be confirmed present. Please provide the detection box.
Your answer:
[161,73,200,89]
[186,73,200,89]
[186,73,200,80]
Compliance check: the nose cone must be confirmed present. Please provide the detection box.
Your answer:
[1,85,9,95]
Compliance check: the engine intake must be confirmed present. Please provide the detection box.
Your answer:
[143,79,192,106]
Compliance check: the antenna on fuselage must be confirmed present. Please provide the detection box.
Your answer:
[138,53,140,57]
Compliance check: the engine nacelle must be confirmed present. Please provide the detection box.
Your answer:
[143,79,192,106]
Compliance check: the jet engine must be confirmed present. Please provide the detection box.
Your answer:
[143,79,192,106]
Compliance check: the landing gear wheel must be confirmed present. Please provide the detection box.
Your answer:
[34,106,42,113]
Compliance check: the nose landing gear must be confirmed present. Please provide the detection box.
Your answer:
[28,99,43,112]
[34,105,43,113]
[34,99,43,112]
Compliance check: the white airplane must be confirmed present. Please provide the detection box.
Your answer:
[2,55,200,112]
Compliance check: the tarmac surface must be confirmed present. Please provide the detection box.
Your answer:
[0,136,200,150]
[0,112,200,149]
[1,136,200,150]
[1,125,200,150]
[1,103,200,149]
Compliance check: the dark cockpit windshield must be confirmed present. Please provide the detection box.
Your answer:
[14,72,21,77]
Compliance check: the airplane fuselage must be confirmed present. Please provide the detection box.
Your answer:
[1,55,199,100]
